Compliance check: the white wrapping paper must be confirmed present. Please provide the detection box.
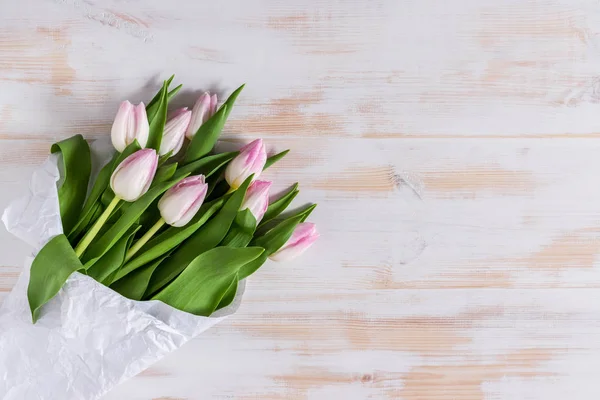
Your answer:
[0,144,244,400]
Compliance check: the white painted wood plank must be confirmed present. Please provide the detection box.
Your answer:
[2,0,600,399]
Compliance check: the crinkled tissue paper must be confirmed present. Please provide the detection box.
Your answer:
[0,140,244,399]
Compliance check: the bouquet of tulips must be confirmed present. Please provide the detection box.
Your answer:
[0,77,318,400]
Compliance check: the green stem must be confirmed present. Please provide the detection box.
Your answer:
[125,218,165,262]
[226,187,236,194]
[74,196,121,258]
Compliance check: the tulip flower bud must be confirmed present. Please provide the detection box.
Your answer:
[111,101,150,152]
[269,223,319,262]
[110,149,158,202]
[158,175,208,227]
[241,180,272,223]
[186,92,218,139]
[159,108,192,156]
[225,139,267,190]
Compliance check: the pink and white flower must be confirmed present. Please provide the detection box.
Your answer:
[111,101,150,152]
[159,108,192,156]
[269,222,319,262]
[225,139,267,190]
[110,149,158,201]
[185,92,219,140]
[158,175,208,227]
[241,180,272,223]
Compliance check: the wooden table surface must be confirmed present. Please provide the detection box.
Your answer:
[2,0,600,399]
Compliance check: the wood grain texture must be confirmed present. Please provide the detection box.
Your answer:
[2,0,600,399]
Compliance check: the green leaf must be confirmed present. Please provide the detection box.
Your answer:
[158,152,173,167]
[152,247,264,316]
[147,76,181,120]
[146,75,174,113]
[183,105,228,163]
[153,162,178,184]
[257,203,317,236]
[183,83,245,163]
[174,151,238,180]
[51,135,91,234]
[259,183,299,226]
[110,253,170,301]
[28,234,84,323]
[146,80,169,150]
[112,197,225,282]
[81,174,187,267]
[237,254,267,281]
[220,83,245,122]
[145,176,253,297]
[220,209,257,248]
[68,201,101,244]
[86,224,141,284]
[264,149,289,170]
[215,277,238,311]
[206,179,230,202]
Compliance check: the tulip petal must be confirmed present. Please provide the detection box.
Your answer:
[111,101,133,152]
[186,92,212,139]
[210,93,218,115]
[159,109,191,156]
[241,180,272,223]
[133,102,149,148]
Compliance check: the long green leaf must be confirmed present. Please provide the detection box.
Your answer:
[28,234,84,323]
[174,151,238,180]
[146,76,181,120]
[183,83,245,163]
[183,105,228,163]
[146,75,173,113]
[81,174,187,267]
[145,176,253,297]
[221,83,245,121]
[220,209,256,248]
[215,276,238,311]
[112,197,225,282]
[264,149,289,170]
[68,201,100,244]
[110,253,170,301]
[257,203,317,236]
[86,224,141,284]
[51,135,91,234]
[153,162,178,184]
[259,183,299,226]
[152,247,264,316]
[146,80,169,150]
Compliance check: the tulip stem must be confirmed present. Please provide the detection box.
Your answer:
[226,187,236,194]
[125,218,165,262]
[74,196,121,258]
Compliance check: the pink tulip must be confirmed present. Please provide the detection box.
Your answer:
[159,108,192,156]
[111,101,150,152]
[241,180,272,223]
[269,223,319,262]
[225,139,267,189]
[110,149,158,202]
[158,175,208,227]
[186,92,218,139]
[210,93,218,115]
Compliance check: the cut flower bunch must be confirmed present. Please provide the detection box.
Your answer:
[27,76,318,323]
